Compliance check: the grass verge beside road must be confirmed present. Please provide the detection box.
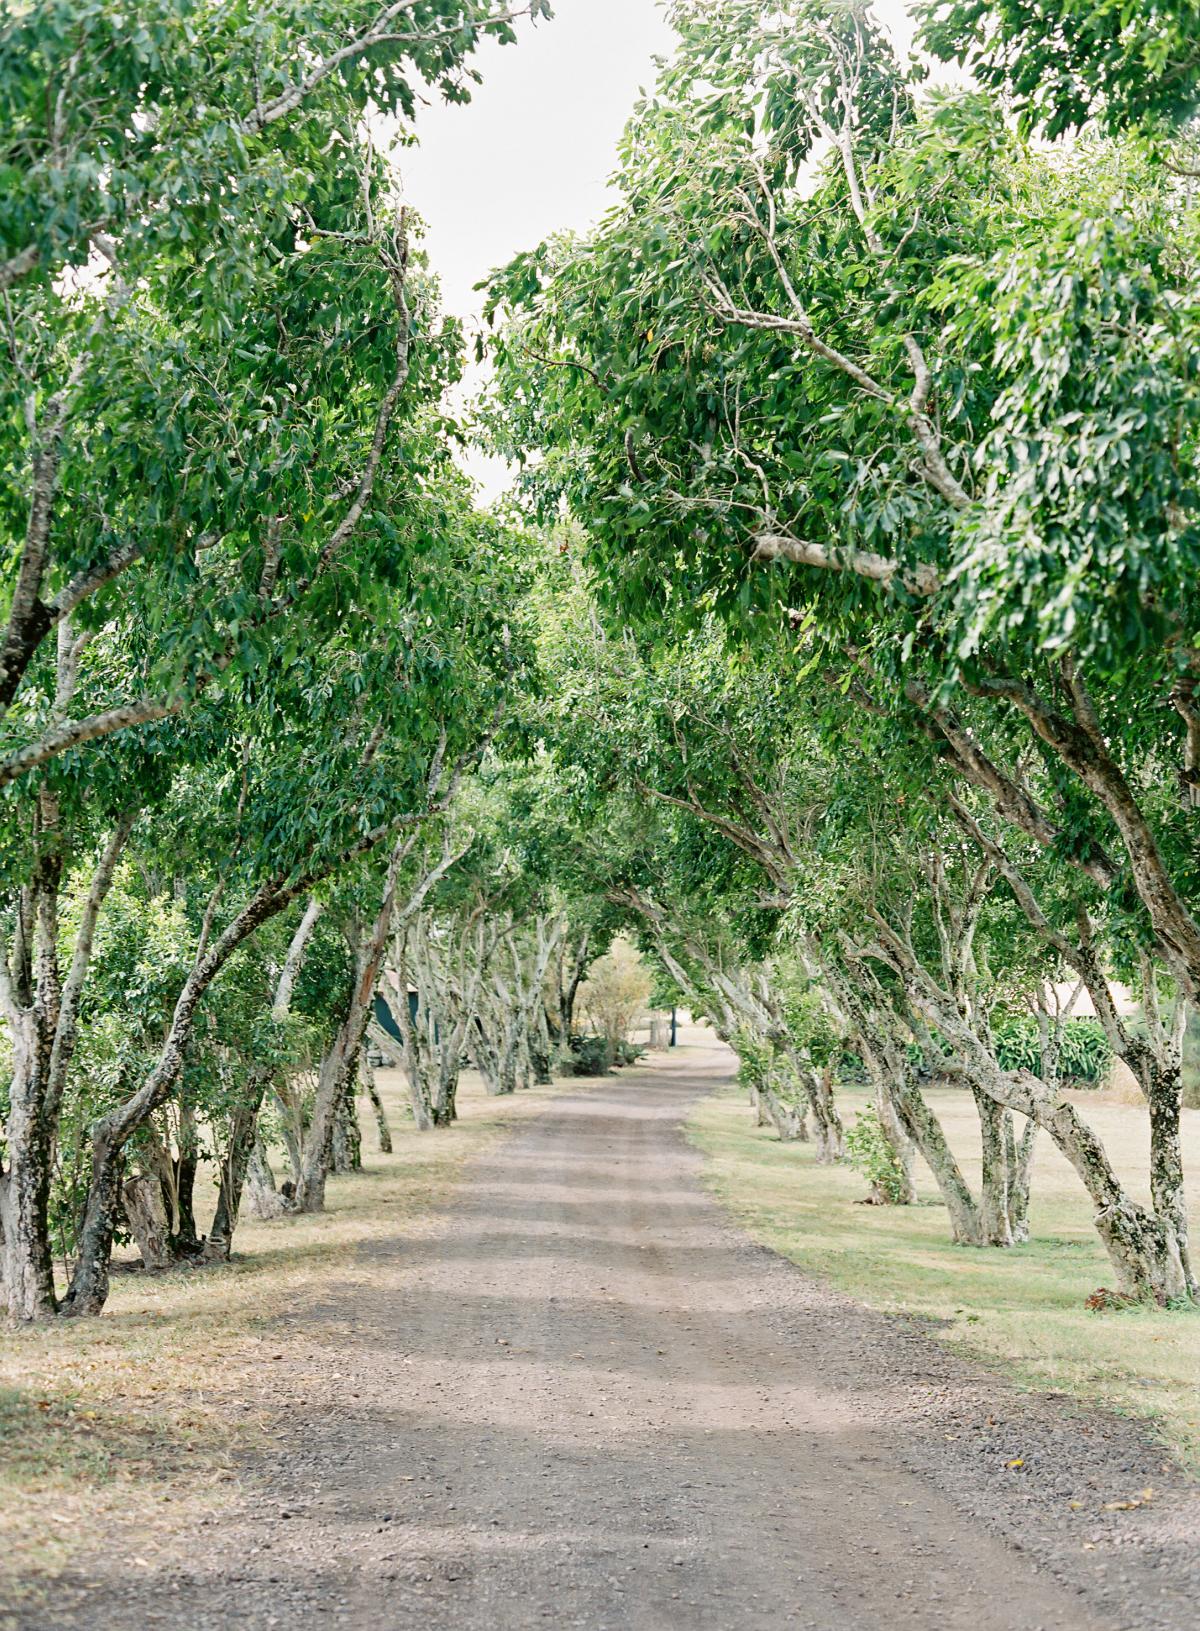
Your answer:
[688,1082,1200,1473]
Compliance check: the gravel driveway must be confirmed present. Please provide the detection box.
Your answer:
[18,1040,1199,1629]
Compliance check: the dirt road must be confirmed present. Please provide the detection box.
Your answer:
[24,1041,1200,1630]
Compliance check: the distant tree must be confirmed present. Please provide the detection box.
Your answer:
[578,937,653,1054]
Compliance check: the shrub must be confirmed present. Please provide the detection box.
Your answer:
[845,1106,910,1205]
[567,1034,612,1076]
[992,1015,1112,1085]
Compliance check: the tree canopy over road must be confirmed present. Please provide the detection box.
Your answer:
[2,7,1200,1620]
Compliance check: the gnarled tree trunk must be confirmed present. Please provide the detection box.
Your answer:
[123,1173,172,1270]
[1,804,135,1319]
[792,1056,845,1162]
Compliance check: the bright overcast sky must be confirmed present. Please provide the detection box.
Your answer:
[398,0,919,492]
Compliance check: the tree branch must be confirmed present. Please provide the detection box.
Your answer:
[238,3,539,136]
[754,532,940,595]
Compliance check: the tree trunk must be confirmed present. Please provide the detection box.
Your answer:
[816,1063,846,1161]
[894,960,1190,1300]
[298,1017,367,1210]
[408,1067,435,1130]
[62,796,458,1315]
[759,1080,807,1140]
[168,1102,202,1257]
[0,1018,57,1320]
[871,1077,917,1206]
[820,967,916,1205]
[894,1076,984,1247]
[206,1074,270,1260]
[246,1141,291,1220]
[432,1064,459,1126]
[387,973,436,1130]
[1003,1113,1037,1245]
[61,1127,125,1316]
[1146,1060,1193,1297]
[975,1090,1014,1248]
[361,1054,392,1153]
[529,1024,554,1086]
[65,864,334,1314]
[792,1057,845,1162]
[473,1017,517,1096]
[122,1173,173,1270]
[296,828,464,1211]
[1,823,63,1321]
[0,807,135,1320]
[499,1044,519,1096]
[560,931,590,1039]
[331,1082,363,1174]
[1040,1096,1187,1301]
[272,1088,304,1183]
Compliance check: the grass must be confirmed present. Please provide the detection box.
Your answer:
[688,1081,1200,1473]
[0,1067,566,1583]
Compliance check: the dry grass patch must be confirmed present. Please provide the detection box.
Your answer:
[0,1069,568,1580]
[689,1083,1200,1472]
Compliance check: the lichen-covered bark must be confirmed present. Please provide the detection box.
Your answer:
[245,1140,292,1220]
[758,1078,807,1141]
[1003,1112,1037,1245]
[0,1012,58,1318]
[331,1081,363,1174]
[1,804,134,1319]
[894,1075,984,1247]
[880,937,1189,1301]
[975,1090,1014,1248]
[361,1054,393,1153]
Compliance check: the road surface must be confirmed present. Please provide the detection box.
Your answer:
[24,1040,1200,1629]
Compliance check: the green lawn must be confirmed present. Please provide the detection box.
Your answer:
[688,1082,1200,1471]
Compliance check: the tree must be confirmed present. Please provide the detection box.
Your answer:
[1,469,534,1317]
[1,0,550,1319]
[485,0,1200,1300]
[919,0,1200,137]
[577,937,652,1055]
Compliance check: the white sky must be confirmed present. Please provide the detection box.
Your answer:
[398,0,919,494]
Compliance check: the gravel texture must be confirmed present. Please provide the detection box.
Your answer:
[11,1039,1198,1630]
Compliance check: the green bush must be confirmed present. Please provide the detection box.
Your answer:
[567,1034,612,1076]
[733,1030,774,1093]
[845,1106,910,1204]
[992,1015,1112,1085]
